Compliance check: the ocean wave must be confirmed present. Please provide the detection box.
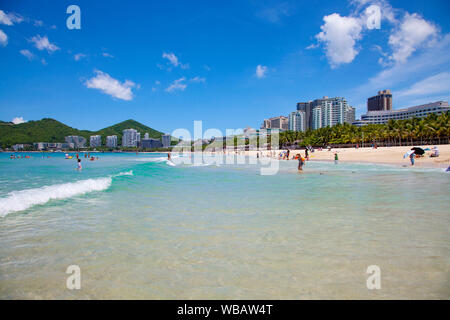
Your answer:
[0,177,112,217]
[113,170,133,176]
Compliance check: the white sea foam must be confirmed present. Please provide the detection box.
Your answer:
[132,157,167,163]
[0,177,113,217]
[113,170,133,176]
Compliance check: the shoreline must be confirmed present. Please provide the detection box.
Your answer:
[3,145,450,169]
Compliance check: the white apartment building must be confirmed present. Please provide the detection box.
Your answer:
[122,129,139,147]
[90,135,101,147]
[288,110,306,132]
[106,135,118,148]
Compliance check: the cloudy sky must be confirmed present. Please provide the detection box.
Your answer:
[0,0,449,132]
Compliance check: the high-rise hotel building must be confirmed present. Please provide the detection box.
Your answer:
[288,110,306,132]
[367,89,392,111]
[122,129,139,147]
[106,135,118,148]
[90,135,101,147]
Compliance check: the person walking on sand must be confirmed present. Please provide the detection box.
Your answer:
[334,152,338,165]
[297,154,304,172]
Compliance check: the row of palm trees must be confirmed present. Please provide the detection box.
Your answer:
[278,112,450,147]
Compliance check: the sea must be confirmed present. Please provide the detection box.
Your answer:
[0,152,448,299]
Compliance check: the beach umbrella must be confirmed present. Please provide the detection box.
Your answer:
[411,147,425,155]
[403,150,415,158]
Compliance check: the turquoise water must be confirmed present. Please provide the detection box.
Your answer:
[0,152,449,299]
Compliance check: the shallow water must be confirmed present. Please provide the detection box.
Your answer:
[0,152,449,299]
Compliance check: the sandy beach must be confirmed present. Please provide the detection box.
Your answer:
[244,145,450,169]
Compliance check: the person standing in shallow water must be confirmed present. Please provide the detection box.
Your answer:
[297,154,304,172]
[409,152,415,166]
[77,158,82,170]
[334,152,338,165]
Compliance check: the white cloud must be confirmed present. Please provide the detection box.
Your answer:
[84,70,136,101]
[102,52,114,58]
[12,117,26,124]
[315,13,363,68]
[162,52,189,69]
[20,49,35,60]
[255,65,268,78]
[74,53,86,61]
[350,34,450,115]
[34,20,43,27]
[0,29,7,46]
[387,13,438,64]
[190,76,206,83]
[0,10,23,26]
[30,35,59,53]
[397,72,450,98]
[166,78,187,92]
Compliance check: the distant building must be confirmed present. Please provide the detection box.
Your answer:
[144,132,149,139]
[296,97,354,130]
[33,142,48,150]
[360,101,450,125]
[141,138,163,149]
[106,135,118,148]
[65,136,86,148]
[90,135,101,148]
[162,134,171,148]
[288,110,306,132]
[310,97,355,130]
[261,119,271,129]
[368,89,392,112]
[12,144,24,151]
[261,116,288,130]
[122,129,139,147]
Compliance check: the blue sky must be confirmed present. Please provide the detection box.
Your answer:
[0,0,449,134]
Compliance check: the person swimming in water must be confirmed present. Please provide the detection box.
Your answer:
[77,158,82,170]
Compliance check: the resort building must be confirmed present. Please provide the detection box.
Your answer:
[360,101,450,125]
[261,119,271,129]
[90,135,101,147]
[122,129,139,147]
[288,110,306,132]
[261,116,288,130]
[162,134,171,148]
[106,135,118,148]
[141,138,163,149]
[310,97,355,129]
[368,89,392,111]
[65,136,87,148]
[33,142,48,150]
[296,96,355,130]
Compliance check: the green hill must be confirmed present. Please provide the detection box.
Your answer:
[0,118,165,148]
[96,119,164,144]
